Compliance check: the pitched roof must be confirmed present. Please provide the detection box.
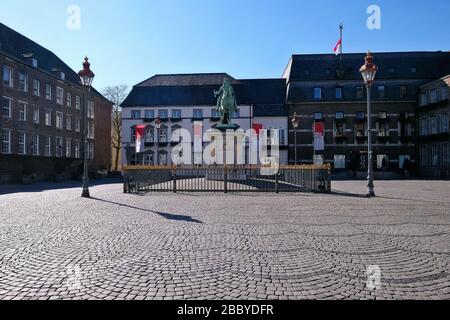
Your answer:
[283,51,450,82]
[0,23,109,102]
[121,75,287,117]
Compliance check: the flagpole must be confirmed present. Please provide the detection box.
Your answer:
[339,23,343,70]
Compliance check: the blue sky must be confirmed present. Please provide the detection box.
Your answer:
[0,0,449,90]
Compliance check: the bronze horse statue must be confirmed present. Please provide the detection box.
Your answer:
[214,78,238,125]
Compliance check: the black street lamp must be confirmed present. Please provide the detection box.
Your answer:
[359,51,378,197]
[78,57,95,198]
[291,112,300,165]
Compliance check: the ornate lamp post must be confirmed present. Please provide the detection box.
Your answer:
[155,116,162,165]
[291,112,300,165]
[78,57,95,198]
[359,51,378,197]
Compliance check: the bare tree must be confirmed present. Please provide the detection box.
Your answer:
[102,85,129,171]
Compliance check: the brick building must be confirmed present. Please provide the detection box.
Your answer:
[417,75,450,178]
[0,23,112,183]
[283,52,450,175]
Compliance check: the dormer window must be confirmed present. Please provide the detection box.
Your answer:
[32,59,38,68]
[60,72,65,80]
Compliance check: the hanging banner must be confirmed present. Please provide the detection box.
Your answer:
[313,122,325,151]
[135,125,146,153]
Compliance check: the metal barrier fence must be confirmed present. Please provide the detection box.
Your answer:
[123,165,331,194]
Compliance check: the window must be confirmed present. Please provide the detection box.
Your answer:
[75,119,81,132]
[172,109,181,119]
[2,130,11,154]
[56,112,64,129]
[431,144,439,167]
[420,145,428,168]
[356,112,365,120]
[279,129,286,145]
[410,67,417,73]
[314,87,322,100]
[46,84,52,100]
[388,67,396,74]
[66,115,72,131]
[430,114,438,135]
[33,108,39,124]
[334,155,346,169]
[3,66,13,88]
[335,122,345,137]
[74,140,80,159]
[441,112,449,133]
[33,79,40,96]
[378,111,387,119]
[159,126,168,143]
[314,112,323,121]
[442,143,449,166]
[131,127,136,142]
[31,134,40,156]
[378,122,389,138]
[75,96,81,109]
[56,137,63,157]
[377,155,388,169]
[66,92,72,107]
[378,86,386,99]
[144,110,154,119]
[335,112,344,120]
[159,109,169,119]
[18,72,28,92]
[231,109,240,118]
[420,93,427,106]
[44,137,52,157]
[45,111,52,126]
[430,89,438,104]
[18,102,27,121]
[56,87,64,105]
[335,87,343,100]
[88,121,95,139]
[18,132,26,155]
[131,110,141,119]
[2,97,12,118]
[87,101,95,119]
[420,117,428,136]
[441,85,449,101]
[211,109,220,118]
[193,109,203,119]
[145,126,154,143]
[89,142,94,160]
[65,139,72,158]
[399,155,410,169]
[159,153,168,165]
[400,86,408,98]
[355,122,366,138]
[356,86,364,99]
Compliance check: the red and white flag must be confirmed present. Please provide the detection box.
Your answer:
[333,38,342,55]
[135,125,146,153]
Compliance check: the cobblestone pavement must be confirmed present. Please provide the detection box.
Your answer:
[0,180,449,300]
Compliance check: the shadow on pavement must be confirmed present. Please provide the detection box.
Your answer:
[0,178,123,196]
[90,197,203,224]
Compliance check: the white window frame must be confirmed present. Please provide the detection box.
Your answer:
[18,101,27,121]
[18,132,26,155]
[56,112,64,129]
[2,96,13,119]
[33,79,40,96]
[66,114,72,131]
[32,134,40,156]
[56,87,64,105]
[44,136,52,157]
[2,129,12,154]
[3,66,13,88]
[75,119,81,132]
[18,71,28,92]
[66,138,72,158]
[45,111,52,126]
[87,101,95,119]
[46,84,52,100]
[56,137,64,157]
[75,96,81,109]
[74,140,81,159]
[66,92,72,107]
[33,107,40,124]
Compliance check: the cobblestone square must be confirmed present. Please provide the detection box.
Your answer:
[0,180,449,300]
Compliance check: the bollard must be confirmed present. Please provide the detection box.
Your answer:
[275,173,279,194]
[224,165,228,194]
